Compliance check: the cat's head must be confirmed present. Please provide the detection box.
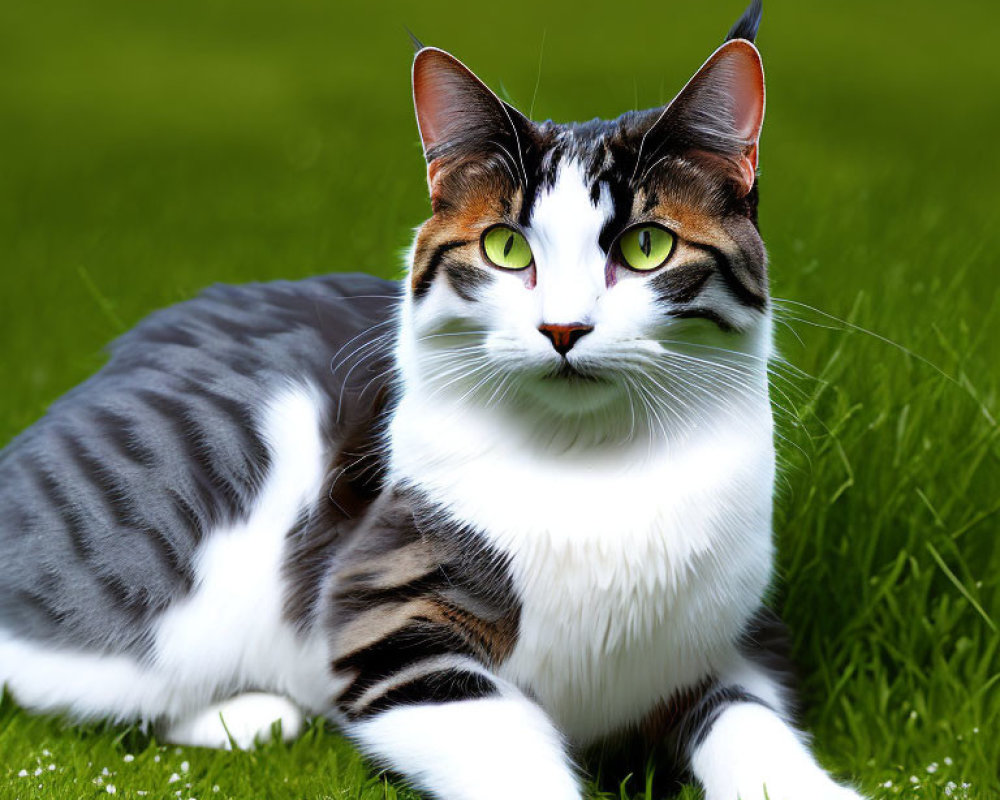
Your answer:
[399,1,770,443]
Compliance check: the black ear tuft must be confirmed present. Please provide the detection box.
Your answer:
[405,26,425,53]
[726,0,762,43]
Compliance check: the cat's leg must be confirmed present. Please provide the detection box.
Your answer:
[163,693,305,750]
[338,659,580,800]
[680,653,865,800]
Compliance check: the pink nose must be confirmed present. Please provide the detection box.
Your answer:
[538,323,594,356]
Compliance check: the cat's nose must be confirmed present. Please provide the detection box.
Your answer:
[538,323,594,357]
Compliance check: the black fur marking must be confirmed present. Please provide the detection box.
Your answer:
[443,258,493,301]
[650,262,714,305]
[336,572,446,612]
[315,487,521,718]
[406,28,425,52]
[677,684,772,752]
[335,622,477,705]
[739,606,801,720]
[641,190,660,214]
[282,373,396,629]
[726,0,763,43]
[597,177,634,255]
[350,668,497,720]
[688,241,766,310]
[517,140,562,228]
[414,240,472,298]
[670,308,737,333]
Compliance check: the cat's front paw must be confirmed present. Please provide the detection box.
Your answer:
[693,704,867,800]
[163,693,304,750]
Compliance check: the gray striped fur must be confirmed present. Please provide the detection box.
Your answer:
[0,273,399,655]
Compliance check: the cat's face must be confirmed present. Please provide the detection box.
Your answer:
[401,18,769,438]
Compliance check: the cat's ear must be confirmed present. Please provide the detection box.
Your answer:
[640,39,764,195]
[412,47,528,191]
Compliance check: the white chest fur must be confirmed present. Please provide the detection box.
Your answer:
[389,393,776,745]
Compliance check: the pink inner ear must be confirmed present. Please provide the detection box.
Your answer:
[413,48,496,157]
[413,52,453,153]
[715,41,765,147]
[413,55,455,151]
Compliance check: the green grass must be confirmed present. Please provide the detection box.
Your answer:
[1,0,998,797]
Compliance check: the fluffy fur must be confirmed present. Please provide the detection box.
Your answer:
[0,3,867,798]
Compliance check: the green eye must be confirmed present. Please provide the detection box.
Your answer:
[618,225,675,271]
[482,226,533,270]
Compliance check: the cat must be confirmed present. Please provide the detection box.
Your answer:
[0,1,867,798]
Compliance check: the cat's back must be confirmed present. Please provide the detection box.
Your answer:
[0,272,399,656]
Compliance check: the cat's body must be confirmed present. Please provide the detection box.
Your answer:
[0,3,867,798]
[0,275,396,722]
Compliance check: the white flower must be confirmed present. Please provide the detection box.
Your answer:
[106,785,117,794]
[18,770,28,778]
[123,754,135,763]
[168,773,181,784]
[180,760,190,772]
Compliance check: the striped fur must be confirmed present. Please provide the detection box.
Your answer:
[0,3,866,799]
[323,489,519,721]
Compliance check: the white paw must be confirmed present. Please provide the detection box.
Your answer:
[163,692,304,750]
[693,704,866,800]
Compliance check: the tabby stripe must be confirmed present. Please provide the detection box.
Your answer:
[348,665,498,721]
[137,389,242,529]
[596,175,633,254]
[442,258,493,302]
[18,584,69,627]
[688,241,766,310]
[60,431,137,529]
[677,684,773,753]
[519,150,563,227]
[65,416,199,579]
[335,571,445,611]
[344,653,481,715]
[670,308,737,333]
[650,262,714,305]
[414,240,472,299]
[50,433,187,609]
[334,620,477,705]
[31,456,94,566]
[179,384,270,506]
[91,408,159,469]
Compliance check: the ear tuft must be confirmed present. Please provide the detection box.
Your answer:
[726,0,763,43]
[405,27,425,53]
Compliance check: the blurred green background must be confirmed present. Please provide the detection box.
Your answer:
[1,1,998,798]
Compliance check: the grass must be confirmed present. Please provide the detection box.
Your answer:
[1,0,998,797]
